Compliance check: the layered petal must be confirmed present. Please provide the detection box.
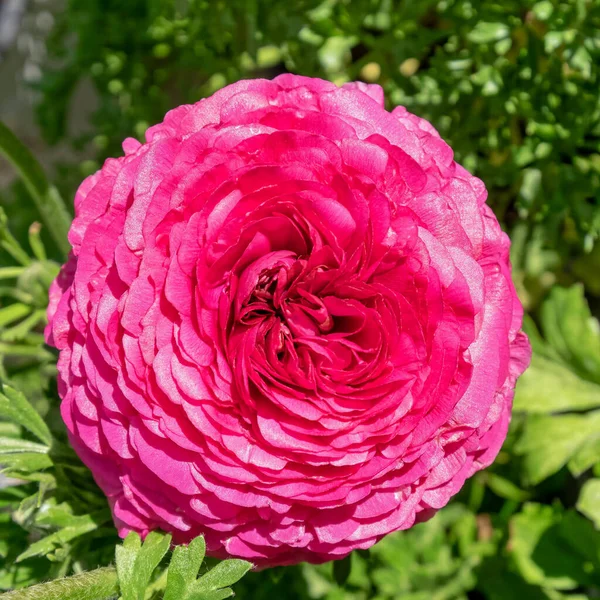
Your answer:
[46,75,530,567]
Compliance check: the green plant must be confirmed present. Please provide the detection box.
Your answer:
[1,0,600,596]
[36,0,600,272]
[0,120,252,598]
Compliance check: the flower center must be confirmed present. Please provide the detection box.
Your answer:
[238,266,286,325]
[224,249,398,394]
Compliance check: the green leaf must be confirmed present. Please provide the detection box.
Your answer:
[0,304,31,328]
[514,353,600,414]
[0,422,21,438]
[16,512,107,562]
[164,536,206,600]
[162,536,250,600]
[115,532,142,600]
[0,120,71,257]
[0,383,52,446]
[577,479,600,528]
[130,532,172,599]
[0,566,118,600]
[514,298,600,415]
[0,437,49,455]
[510,504,600,590]
[467,22,510,44]
[333,554,352,587]
[0,267,26,280]
[568,434,600,476]
[35,500,105,528]
[116,531,172,600]
[187,589,234,600]
[13,487,49,526]
[514,288,600,485]
[532,1,554,21]
[539,285,600,384]
[485,473,530,502]
[0,485,28,508]
[515,411,600,485]
[476,558,552,600]
[191,559,252,595]
[0,452,53,474]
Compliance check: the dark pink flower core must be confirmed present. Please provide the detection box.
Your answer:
[46,75,530,567]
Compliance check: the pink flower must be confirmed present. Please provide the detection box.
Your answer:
[46,75,530,567]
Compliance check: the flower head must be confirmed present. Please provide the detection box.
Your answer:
[47,75,530,566]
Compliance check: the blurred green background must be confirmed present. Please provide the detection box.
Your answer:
[1,0,600,598]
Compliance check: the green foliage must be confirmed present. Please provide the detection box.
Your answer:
[0,383,52,446]
[577,479,600,528]
[0,164,120,591]
[1,0,600,598]
[0,372,117,589]
[164,536,207,600]
[0,530,250,600]
[114,531,250,600]
[332,556,352,587]
[514,286,600,485]
[34,0,600,269]
[510,504,600,591]
[0,122,71,258]
[236,497,600,599]
[117,532,172,600]
[0,199,252,596]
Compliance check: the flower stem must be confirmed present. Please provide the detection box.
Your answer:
[0,567,119,600]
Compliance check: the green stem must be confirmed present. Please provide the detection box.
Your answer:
[0,287,34,304]
[0,235,31,267]
[0,267,25,280]
[0,121,72,258]
[29,223,47,262]
[0,567,118,600]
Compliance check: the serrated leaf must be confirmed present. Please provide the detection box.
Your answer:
[117,531,172,600]
[16,512,105,562]
[539,285,600,384]
[577,479,600,528]
[131,532,171,599]
[187,588,234,600]
[164,536,206,600]
[0,452,53,474]
[515,289,600,416]
[36,501,107,529]
[515,411,600,485]
[116,532,142,600]
[192,559,252,595]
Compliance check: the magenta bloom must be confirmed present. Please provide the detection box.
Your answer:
[46,75,530,566]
